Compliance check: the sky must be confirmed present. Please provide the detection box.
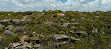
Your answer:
[0,0,111,12]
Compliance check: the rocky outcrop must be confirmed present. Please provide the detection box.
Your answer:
[61,23,70,28]
[70,31,87,36]
[11,19,22,25]
[0,24,5,29]
[14,26,26,32]
[0,19,31,25]
[5,25,14,31]
[0,19,11,23]
[4,30,15,36]
[53,34,80,41]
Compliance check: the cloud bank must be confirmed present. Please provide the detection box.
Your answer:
[0,0,111,12]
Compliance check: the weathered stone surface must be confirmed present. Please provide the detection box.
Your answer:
[43,21,54,26]
[4,30,15,35]
[11,19,22,25]
[30,37,40,44]
[70,36,80,41]
[0,24,5,29]
[74,31,87,34]
[33,44,41,48]
[71,31,87,36]
[15,26,26,32]
[22,19,31,23]
[53,34,80,42]
[61,23,70,28]
[5,25,14,31]
[20,35,29,41]
[0,19,11,23]
[71,19,75,22]
[61,19,66,22]
[56,41,69,47]
[54,34,70,40]
[8,41,41,49]
[92,28,98,33]
[58,13,65,16]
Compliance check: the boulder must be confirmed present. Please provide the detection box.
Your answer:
[61,19,66,22]
[15,26,26,32]
[0,24,5,29]
[54,34,70,40]
[5,25,14,31]
[30,37,40,44]
[61,23,70,28]
[11,19,22,25]
[22,19,31,24]
[56,41,69,47]
[0,19,11,23]
[71,19,75,22]
[92,28,98,33]
[33,44,41,48]
[53,34,80,42]
[4,30,15,35]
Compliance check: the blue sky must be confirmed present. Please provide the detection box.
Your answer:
[0,0,111,12]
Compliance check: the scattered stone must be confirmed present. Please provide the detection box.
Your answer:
[71,19,75,22]
[4,30,15,35]
[11,19,22,25]
[92,28,98,33]
[53,34,80,42]
[23,43,33,48]
[20,35,29,41]
[30,37,40,44]
[61,19,66,22]
[0,24,5,29]
[58,13,65,16]
[74,31,87,34]
[54,34,70,40]
[33,44,41,48]
[15,26,26,32]
[81,17,85,19]
[43,21,54,26]
[22,19,31,24]
[0,19,11,23]
[54,34,70,42]
[72,31,87,36]
[61,23,70,28]
[5,25,14,31]
[70,36,80,41]
[56,41,69,47]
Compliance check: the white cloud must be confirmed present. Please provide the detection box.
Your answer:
[0,0,111,11]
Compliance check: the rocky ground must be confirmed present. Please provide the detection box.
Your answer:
[0,11,110,49]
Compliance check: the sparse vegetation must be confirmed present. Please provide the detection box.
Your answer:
[0,10,111,49]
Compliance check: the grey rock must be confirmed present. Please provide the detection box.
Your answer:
[56,41,69,46]
[53,34,80,42]
[5,25,14,31]
[33,44,41,48]
[0,19,11,23]
[22,19,31,23]
[61,23,70,28]
[92,28,98,33]
[11,19,22,25]
[74,31,87,34]
[54,34,70,40]
[15,26,26,32]
[71,19,75,22]
[0,24,5,29]
[4,30,15,35]
[70,36,80,41]
[61,19,66,22]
